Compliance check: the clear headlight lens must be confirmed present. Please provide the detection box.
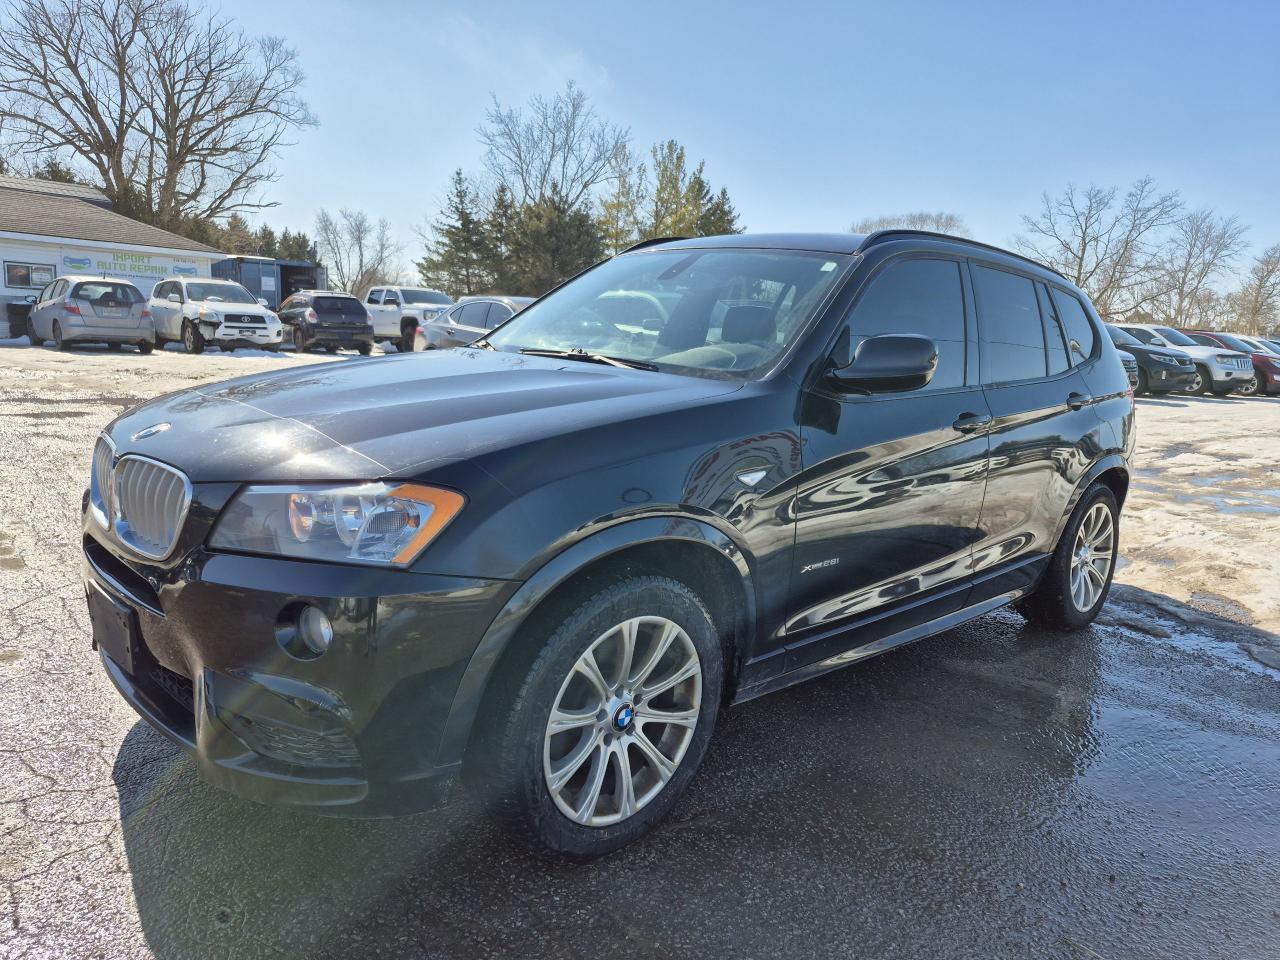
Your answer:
[1214,354,1236,364]
[209,482,464,566]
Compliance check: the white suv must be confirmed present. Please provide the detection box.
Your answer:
[363,286,453,350]
[1114,323,1251,396]
[150,278,285,354]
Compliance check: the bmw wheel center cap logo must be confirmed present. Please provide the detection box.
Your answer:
[131,422,171,442]
[613,703,635,731]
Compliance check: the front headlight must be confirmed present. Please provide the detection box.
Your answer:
[1154,354,1180,364]
[199,307,221,324]
[209,482,464,567]
[1214,354,1236,364]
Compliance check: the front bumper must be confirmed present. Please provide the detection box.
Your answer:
[82,504,514,817]
[200,320,284,347]
[1147,366,1196,391]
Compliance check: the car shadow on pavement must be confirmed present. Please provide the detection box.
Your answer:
[111,591,1280,960]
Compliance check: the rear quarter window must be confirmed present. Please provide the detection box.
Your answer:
[1049,288,1098,364]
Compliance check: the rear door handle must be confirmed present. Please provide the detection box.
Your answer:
[1067,392,1090,411]
[952,411,992,434]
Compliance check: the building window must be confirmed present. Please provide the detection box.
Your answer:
[5,261,56,289]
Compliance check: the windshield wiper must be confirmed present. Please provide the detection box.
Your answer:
[519,347,657,371]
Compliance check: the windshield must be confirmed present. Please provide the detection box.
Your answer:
[401,288,453,305]
[184,281,258,304]
[1211,332,1254,352]
[1153,326,1197,347]
[486,249,851,377]
[1106,325,1142,347]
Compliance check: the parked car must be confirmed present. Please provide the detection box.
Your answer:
[81,231,1133,856]
[364,286,454,350]
[1113,323,1251,395]
[1104,324,1195,395]
[26,276,154,352]
[1117,349,1139,388]
[414,295,534,350]
[277,290,375,354]
[1184,329,1280,397]
[149,278,284,354]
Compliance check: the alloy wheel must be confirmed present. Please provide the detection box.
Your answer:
[184,323,194,351]
[1070,501,1115,612]
[1240,375,1259,396]
[543,616,702,827]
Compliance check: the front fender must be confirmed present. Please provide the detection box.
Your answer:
[435,515,754,765]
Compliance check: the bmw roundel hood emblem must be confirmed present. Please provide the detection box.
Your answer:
[131,422,171,442]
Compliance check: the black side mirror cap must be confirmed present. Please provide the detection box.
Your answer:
[827,333,938,394]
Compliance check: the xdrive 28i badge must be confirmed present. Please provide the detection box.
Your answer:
[130,422,171,442]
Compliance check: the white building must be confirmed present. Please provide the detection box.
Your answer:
[0,175,224,334]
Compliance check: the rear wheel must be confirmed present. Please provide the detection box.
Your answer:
[107,342,122,352]
[182,320,204,354]
[469,576,722,858]
[400,321,416,352]
[357,341,373,356]
[324,344,338,354]
[1020,483,1119,630]
[53,321,69,351]
[293,326,308,353]
[136,340,153,355]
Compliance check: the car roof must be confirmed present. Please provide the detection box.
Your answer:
[630,230,1065,280]
[58,274,140,286]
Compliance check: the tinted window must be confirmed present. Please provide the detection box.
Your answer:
[973,265,1046,384]
[1120,326,1156,344]
[366,289,382,304]
[484,303,514,329]
[1106,325,1143,348]
[402,289,453,305]
[314,296,363,314]
[845,258,967,390]
[1037,284,1070,375]
[459,302,490,326]
[1188,333,1217,347]
[1049,288,1097,363]
[71,281,142,304]
[1151,326,1198,347]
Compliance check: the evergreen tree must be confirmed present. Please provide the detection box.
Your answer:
[253,224,278,257]
[417,170,492,297]
[507,187,604,296]
[597,147,648,254]
[277,229,317,261]
[697,187,742,236]
[484,183,519,291]
[647,140,701,237]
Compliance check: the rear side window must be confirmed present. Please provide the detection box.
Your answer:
[484,302,514,329]
[845,258,967,390]
[459,302,490,326]
[72,281,142,304]
[1049,288,1097,364]
[973,265,1046,384]
[1036,284,1071,375]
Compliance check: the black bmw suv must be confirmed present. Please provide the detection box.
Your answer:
[82,232,1134,856]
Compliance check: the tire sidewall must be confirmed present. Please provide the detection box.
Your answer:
[496,578,723,857]
[1049,484,1120,628]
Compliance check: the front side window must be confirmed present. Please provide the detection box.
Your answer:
[487,248,851,378]
[973,265,1046,384]
[184,281,257,305]
[1049,288,1097,364]
[844,258,967,390]
[366,289,383,304]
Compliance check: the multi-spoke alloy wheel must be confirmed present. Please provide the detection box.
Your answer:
[1069,501,1115,612]
[543,616,701,826]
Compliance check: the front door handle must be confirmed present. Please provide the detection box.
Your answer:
[1066,392,1090,411]
[952,411,992,434]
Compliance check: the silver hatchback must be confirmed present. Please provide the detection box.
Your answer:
[27,275,155,353]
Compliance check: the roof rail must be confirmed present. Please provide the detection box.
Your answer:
[620,236,689,254]
[857,229,1066,281]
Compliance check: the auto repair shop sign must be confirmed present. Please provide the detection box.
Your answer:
[61,250,202,286]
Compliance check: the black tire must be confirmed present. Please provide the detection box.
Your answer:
[107,342,122,352]
[265,343,279,353]
[324,344,338,354]
[1020,482,1119,631]
[357,341,373,356]
[1190,365,1211,395]
[136,340,153,355]
[1238,374,1260,397]
[26,319,43,346]
[293,326,308,353]
[468,575,723,858]
[400,322,417,352]
[1135,368,1149,395]
[182,320,204,354]
[53,321,69,350]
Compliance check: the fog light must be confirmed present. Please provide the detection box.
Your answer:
[297,605,333,655]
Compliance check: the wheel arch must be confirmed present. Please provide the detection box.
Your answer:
[437,516,756,767]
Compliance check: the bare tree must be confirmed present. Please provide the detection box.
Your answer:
[1016,177,1183,317]
[0,0,314,228]
[478,81,627,208]
[1229,243,1280,335]
[315,208,399,293]
[851,211,968,236]
[1148,210,1247,327]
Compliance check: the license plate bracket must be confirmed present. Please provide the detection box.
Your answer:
[88,581,140,674]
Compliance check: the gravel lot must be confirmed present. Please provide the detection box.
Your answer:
[2,342,1279,960]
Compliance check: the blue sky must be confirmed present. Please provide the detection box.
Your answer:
[218,0,1280,274]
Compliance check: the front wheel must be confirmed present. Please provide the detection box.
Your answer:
[469,576,722,858]
[400,322,416,352]
[357,342,373,356]
[27,319,43,346]
[1238,374,1260,397]
[1020,483,1119,630]
[182,320,204,354]
[1189,365,1210,395]
[1135,368,1149,395]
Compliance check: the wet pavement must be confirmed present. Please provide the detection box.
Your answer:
[3,345,1280,959]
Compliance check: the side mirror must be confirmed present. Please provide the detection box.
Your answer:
[827,333,938,394]
[23,294,36,304]
[258,298,269,307]
[166,293,181,303]
[1149,336,1166,346]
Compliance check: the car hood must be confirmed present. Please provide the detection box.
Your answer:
[105,349,742,482]
[1167,343,1247,361]
[195,303,275,318]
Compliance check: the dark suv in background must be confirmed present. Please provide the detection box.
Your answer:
[1104,323,1195,395]
[81,231,1133,857]
[277,290,375,355]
